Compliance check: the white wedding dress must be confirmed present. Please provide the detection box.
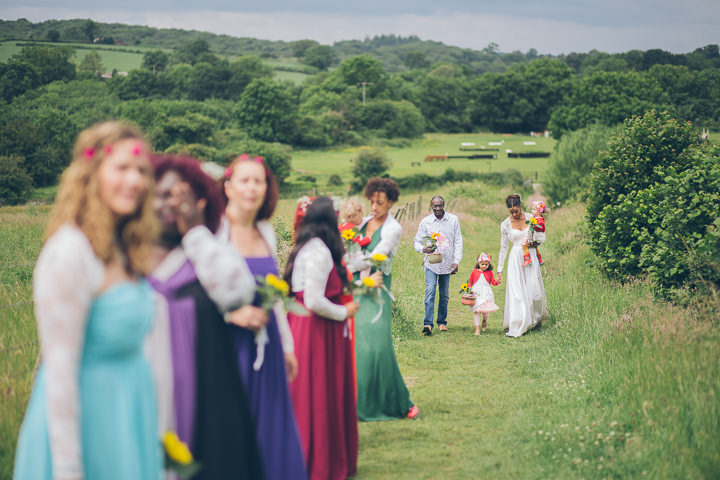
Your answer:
[498,216,549,337]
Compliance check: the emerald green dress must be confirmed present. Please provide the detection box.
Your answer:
[355,223,413,421]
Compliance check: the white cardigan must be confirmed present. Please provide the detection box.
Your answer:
[209,218,295,354]
[348,213,402,276]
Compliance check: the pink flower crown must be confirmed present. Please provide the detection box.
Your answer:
[81,142,144,162]
[477,252,492,263]
[225,153,264,178]
[532,201,547,214]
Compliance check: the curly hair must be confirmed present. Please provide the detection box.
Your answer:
[44,121,158,275]
[364,177,400,203]
[153,154,224,233]
[340,197,364,223]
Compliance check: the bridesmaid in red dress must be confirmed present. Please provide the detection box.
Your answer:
[284,197,360,480]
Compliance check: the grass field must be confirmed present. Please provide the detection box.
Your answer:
[290,133,554,187]
[2,143,718,477]
[0,41,157,72]
[0,41,309,81]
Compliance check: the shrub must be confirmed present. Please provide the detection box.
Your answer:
[587,111,699,280]
[544,123,616,204]
[327,174,343,186]
[638,145,720,299]
[0,155,33,206]
[350,147,392,192]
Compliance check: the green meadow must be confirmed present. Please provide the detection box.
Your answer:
[290,133,554,186]
[0,41,311,81]
[1,140,718,478]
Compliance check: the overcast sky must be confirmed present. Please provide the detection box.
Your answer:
[1,0,718,54]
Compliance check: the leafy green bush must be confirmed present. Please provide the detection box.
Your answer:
[587,111,698,280]
[349,147,392,192]
[544,123,616,204]
[587,110,719,301]
[638,145,720,299]
[327,174,343,186]
[0,155,33,205]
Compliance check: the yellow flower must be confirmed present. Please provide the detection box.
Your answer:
[431,232,440,240]
[371,253,387,262]
[461,283,468,290]
[265,273,290,295]
[362,277,376,288]
[163,432,193,464]
[530,217,538,225]
[341,229,355,240]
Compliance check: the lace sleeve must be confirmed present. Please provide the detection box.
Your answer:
[497,220,510,273]
[298,240,348,321]
[34,226,104,479]
[182,225,256,312]
[143,293,175,436]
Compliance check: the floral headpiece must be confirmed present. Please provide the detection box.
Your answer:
[225,153,265,179]
[293,195,316,241]
[477,252,492,263]
[532,201,547,214]
[81,141,144,163]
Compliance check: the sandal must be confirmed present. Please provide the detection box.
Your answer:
[422,326,432,336]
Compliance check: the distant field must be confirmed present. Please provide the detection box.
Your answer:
[1,41,308,81]
[291,133,555,186]
[0,41,153,72]
[274,70,310,84]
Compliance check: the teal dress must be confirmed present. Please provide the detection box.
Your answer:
[14,281,161,479]
[355,223,413,421]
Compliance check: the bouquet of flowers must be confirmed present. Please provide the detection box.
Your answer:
[525,216,539,243]
[351,275,395,323]
[255,273,307,316]
[339,223,371,253]
[423,232,448,264]
[252,273,308,371]
[162,431,201,479]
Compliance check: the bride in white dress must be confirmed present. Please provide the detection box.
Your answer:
[496,194,549,337]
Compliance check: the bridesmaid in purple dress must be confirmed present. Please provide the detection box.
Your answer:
[221,154,307,480]
[149,155,264,479]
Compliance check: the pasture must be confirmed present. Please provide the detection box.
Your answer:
[290,133,555,186]
[0,41,310,82]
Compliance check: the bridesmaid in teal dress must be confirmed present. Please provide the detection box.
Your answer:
[351,177,418,421]
[14,122,168,480]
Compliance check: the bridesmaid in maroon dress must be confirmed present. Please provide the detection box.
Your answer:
[285,197,360,480]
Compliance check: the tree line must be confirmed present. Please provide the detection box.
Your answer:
[1,34,719,204]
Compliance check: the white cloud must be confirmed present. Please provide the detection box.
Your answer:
[1,6,717,54]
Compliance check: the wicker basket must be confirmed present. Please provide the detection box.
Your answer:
[461,294,476,306]
[428,252,443,264]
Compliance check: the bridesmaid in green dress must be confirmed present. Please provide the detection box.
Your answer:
[351,177,419,421]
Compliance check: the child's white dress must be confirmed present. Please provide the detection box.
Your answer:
[470,273,500,313]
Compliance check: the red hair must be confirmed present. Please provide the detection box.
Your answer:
[223,154,279,221]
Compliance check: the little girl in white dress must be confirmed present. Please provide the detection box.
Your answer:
[467,252,500,334]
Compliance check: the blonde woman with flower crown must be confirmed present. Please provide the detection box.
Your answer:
[13,122,172,480]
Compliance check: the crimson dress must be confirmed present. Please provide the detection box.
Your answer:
[288,266,359,480]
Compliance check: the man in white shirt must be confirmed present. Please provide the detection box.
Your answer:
[413,195,463,335]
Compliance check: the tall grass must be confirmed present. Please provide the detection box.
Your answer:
[1,184,718,478]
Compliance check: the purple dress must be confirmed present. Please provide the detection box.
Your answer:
[150,259,264,479]
[234,256,307,480]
